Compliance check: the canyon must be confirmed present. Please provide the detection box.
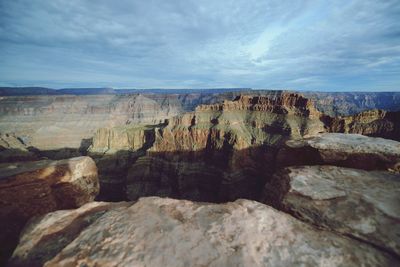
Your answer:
[0,89,399,266]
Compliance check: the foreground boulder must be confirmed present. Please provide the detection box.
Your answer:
[277,133,400,171]
[9,197,398,266]
[262,165,400,257]
[0,156,99,265]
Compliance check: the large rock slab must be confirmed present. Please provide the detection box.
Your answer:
[277,133,400,171]
[0,156,99,265]
[9,197,398,267]
[0,156,99,216]
[262,165,400,257]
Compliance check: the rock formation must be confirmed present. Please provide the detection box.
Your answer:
[0,94,182,150]
[8,197,398,267]
[325,109,400,141]
[276,133,400,171]
[124,93,325,202]
[89,125,156,154]
[0,133,37,162]
[2,90,400,266]
[0,156,99,265]
[262,165,400,258]
[303,91,400,116]
[2,90,399,150]
[86,93,400,202]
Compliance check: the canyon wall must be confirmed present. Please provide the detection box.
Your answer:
[1,90,399,150]
[0,94,181,150]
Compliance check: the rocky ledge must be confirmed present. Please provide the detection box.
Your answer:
[277,133,400,171]
[8,197,398,267]
[262,165,400,258]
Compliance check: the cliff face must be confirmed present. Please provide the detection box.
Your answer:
[1,90,399,149]
[88,93,400,202]
[124,93,326,202]
[326,109,400,141]
[303,91,400,116]
[151,93,324,152]
[0,94,181,150]
[4,91,398,202]
[89,125,155,153]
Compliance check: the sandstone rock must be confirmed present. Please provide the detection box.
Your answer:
[262,165,400,258]
[152,93,325,152]
[0,94,182,150]
[125,94,324,202]
[326,109,400,141]
[89,125,155,153]
[0,156,99,264]
[303,91,400,116]
[277,133,400,171]
[0,156,99,214]
[0,133,37,162]
[9,197,398,267]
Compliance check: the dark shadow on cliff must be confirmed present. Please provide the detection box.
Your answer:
[84,144,281,204]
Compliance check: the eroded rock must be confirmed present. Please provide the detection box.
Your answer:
[9,197,398,267]
[262,165,400,257]
[0,156,99,264]
[277,133,400,171]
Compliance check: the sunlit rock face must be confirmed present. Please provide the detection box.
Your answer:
[0,133,38,162]
[8,197,398,267]
[0,94,182,150]
[89,93,400,202]
[126,93,326,202]
[326,109,400,141]
[152,93,324,152]
[261,165,400,258]
[0,156,99,266]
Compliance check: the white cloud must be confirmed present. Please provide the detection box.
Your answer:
[0,0,399,90]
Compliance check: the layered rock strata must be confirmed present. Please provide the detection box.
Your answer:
[326,109,400,141]
[0,94,181,150]
[9,197,398,267]
[125,93,325,202]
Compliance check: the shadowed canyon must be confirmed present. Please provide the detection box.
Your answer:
[0,89,399,266]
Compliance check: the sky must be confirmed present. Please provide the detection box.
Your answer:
[0,0,399,91]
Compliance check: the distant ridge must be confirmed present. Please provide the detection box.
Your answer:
[0,87,250,96]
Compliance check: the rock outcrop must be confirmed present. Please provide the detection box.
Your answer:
[0,156,99,265]
[9,197,398,267]
[277,133,400,172]
[326,109,400,141]
[262,165,400,258]
[0,94,181,150]
[1,91,399,150]
[152,93,324,152]
[303,91,400,116]
[125,93,324,202]
[0,133,37,162]
[89,125,155,154]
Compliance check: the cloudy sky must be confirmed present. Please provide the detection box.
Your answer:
[0,0,399,90]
